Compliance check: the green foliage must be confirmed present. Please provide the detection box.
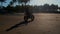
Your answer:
[0,0,6,8]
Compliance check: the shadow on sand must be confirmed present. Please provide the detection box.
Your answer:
[6,20,30,32]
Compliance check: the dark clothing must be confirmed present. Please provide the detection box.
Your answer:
[24,7,32,16]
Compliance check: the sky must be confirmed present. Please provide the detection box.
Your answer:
[2,0,60,7]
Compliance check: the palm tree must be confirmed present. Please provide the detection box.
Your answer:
[0,0,6,8]
[9,1,13,7]
[12,0,17,2]
[11,0,30,6]
[12,0,17,5]
[9,0,17,6]
[17,0,30,5]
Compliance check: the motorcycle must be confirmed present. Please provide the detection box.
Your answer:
[24,14,34,22]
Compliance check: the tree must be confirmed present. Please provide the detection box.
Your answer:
[12,0,17,3]
[0,0,6,8]
[20,0,30,5]
[8,0,30,13]
[9,1,13,7]
[50,4,58,12]
[11,0,30,6]
[12,0,17,5]
[15,0,30,6]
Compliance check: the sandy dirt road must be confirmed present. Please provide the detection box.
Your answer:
[0,13,60,34]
